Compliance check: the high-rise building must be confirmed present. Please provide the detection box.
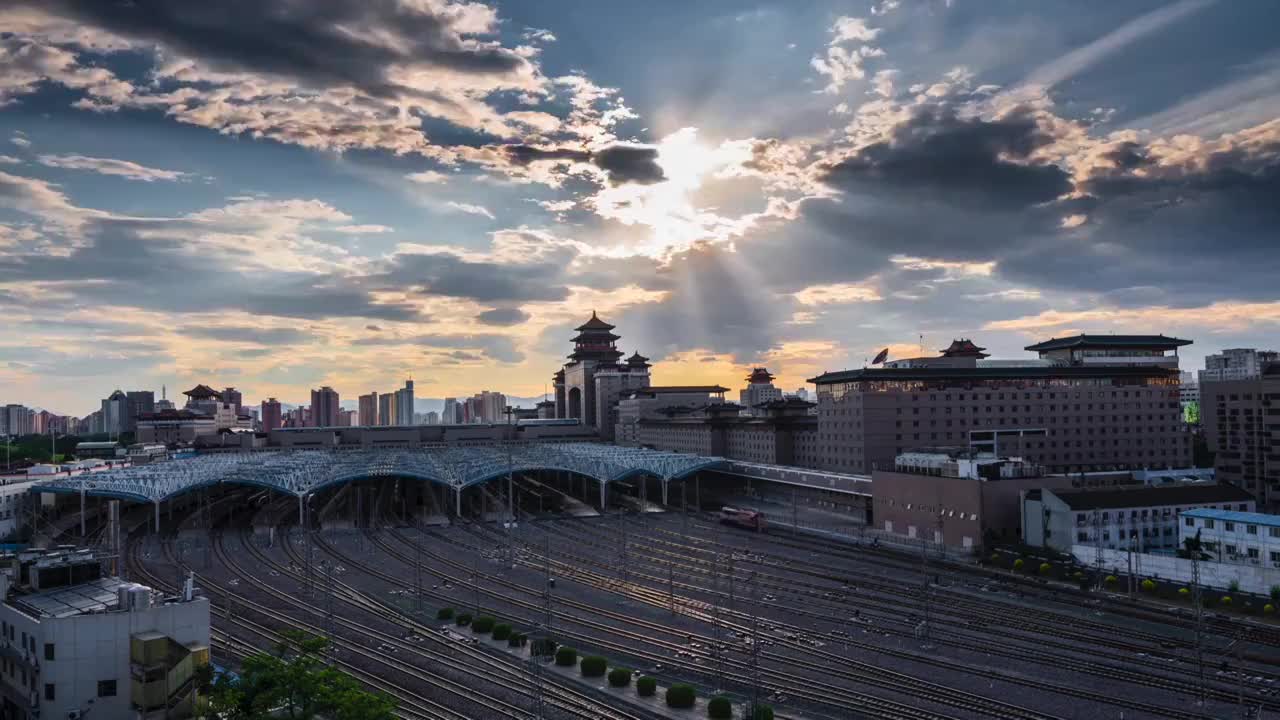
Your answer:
[2,404,33,437]
[378,393,393,426]
[126,390,155,432]
[740,367,783,415]
[394,380,415,425]
[809,334,1192,476]
[338,409,358,426]
[1201,363,1280,512]
[310,386,340,427]
[261,398,282,432]
[442,398,459,425]
[101,390,129,436]
[154,384,175,412]
[359,392,378,427]
[221,387,243,413]
[1200,348,1280,384]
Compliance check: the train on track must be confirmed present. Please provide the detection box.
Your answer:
[719,506,765,531]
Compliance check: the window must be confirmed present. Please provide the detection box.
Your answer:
[1205,519,1216,529]
[1185,517,1195,527]
[98,679,117,697]
[1247,548,1259,559]
[44,683,54,701]
[1225,522,1235,531]
[1246,525,1257,535]
[43,643,53,661]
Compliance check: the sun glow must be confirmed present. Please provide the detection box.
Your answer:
[589,127,754,257]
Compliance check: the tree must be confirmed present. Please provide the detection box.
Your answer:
[707,695,733,718]
[208,631,395,720]
[580,656,607,677]
[608,668,632,687]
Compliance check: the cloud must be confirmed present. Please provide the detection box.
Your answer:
[446,201,495,219]
[793,283,882,305]
[181,325,311,345]
[475,308,530,326]
[522,28,557,43]
[10,136,32,148]
[37,153,193,182]
[333,224,392,234]
[406,170,450,184]
[0,156,21,165]
[811,16,883,93]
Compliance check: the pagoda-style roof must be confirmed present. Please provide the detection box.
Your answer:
[1025,334,1192,352]
[940,339,989,358]
[575,311,616,332]
[183,384,222,399]
[745,367,775,384]
[553,369,565,382]
[627,351,651,367]
[571,330,621,343]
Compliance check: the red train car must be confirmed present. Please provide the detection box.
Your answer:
[719,506,765,531]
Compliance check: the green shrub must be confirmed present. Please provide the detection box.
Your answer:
[530,638,556,656]
[1178,587,1191,598]
[507,633,522,647]
[580,656,607,677]
[748,704,775,720]
[1012,559,1025,571]
[666,684,696,709]
[1141,579,1157,593]
[608,668,632,687]
[1104,575,1118,587]
[637,676,657,697]
[1072,571,1084,580]
[708,695,733,718]
[1264,604,1275,616]
[1221,595,1233,606]
[456,613,472,627]
[988,553,1000,564]
[472,616,495,633]
[555,647,578,667]
[1229,579,1241,594]
[436,607,454,620]
[492,623,511,641]
[1038,562,1052,576]
[1270,584,1280,603]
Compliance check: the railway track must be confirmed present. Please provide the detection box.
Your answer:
[538,514,1280,710]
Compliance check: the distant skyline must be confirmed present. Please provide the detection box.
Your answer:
[2,1,1278,413]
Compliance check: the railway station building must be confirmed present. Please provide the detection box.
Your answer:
[809,334,1193,476]
[551,313,652,440]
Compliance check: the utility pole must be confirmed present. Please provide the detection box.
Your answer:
[1192,542,1206,707]
[919,515,934,649]
[712,551,723,693]
[749,570,761,720]
[1093,508,1104,591]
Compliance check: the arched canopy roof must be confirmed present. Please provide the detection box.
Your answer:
[30,443,727,504]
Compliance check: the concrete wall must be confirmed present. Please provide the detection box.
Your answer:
[1070,545,1280,596]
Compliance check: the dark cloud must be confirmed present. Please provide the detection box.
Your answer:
[499,142,665,185]
[20,0,530,99]
[475,308,530,326]
[374,251,569,303]
[821,106,1071,210]
[363,333,524,364]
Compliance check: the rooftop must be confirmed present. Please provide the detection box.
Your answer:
[809,364,1177,385]
[575,311,616,332]
[1181,508,1280,527]
[1047,483,1254,511]
[633,385,730,395]
[10,576,134,618]
[1024,334,1192,352]
[182,384,222,399]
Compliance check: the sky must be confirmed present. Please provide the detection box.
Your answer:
[1,0,1278,416]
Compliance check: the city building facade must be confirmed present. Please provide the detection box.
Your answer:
[810,335,1192,476]
[1200,348,1280,384]
[1200,364,1280,512]
[358,393,378,427]
[552,313,652,437]
[739,368,783,415]
[1024,483,1256,553]
[261,398,282,433]
[136,410,218,445]
[310,386,340,428]
[100,391,129,436]
[1180,508,1280,568]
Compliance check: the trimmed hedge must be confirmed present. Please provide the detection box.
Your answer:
[748,704,775,720]
[1012,559,1025,571]
[580,656,607,677]
[1038,562,1052,576]
[708,695,732,718]
[1141,579,1157,593]
[1104,575,1118,587]
[637,676,657,697]
[555,647,578,667]
[1221,596,1233,606]
[436,607,454,620]
[531,638,556,657]
[608,668,632,687]
[492,623,512,641]
[1264,604,1275,616]
[455,613,472,627]
[472,616,495,634]
[666,684,696,709]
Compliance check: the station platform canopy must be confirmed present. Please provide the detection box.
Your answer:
[30,443,728,505]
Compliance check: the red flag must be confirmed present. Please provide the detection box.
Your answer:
[872,348,889,364]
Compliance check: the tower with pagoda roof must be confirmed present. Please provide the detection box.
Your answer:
[553,312,651,438]
[740,367,783,415]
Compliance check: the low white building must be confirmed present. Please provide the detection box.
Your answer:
[1180,508,1280,569]
[0,481,34,541]
[0,549,210,719]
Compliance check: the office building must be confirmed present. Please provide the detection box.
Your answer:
[261,398,282,433]
[1200,348,1280,384]
[630,395,820,466]
[1024,483,1255,553]
[136,410,218,445]
[739,367,783,415]
[809,334,1192,476]
[874,451,1076,550]
[394,380,415,426]
[221,387,243,414]
[359,393,378,427]
[2,405,33,438]
[338,410,358,427]
[126,391,155,433]
[462,391,507,424]
[0,481,35,540]
[1201,363,1280,512]
[0,548,210,719]
[536,400,556,419]
[310,386,340,428]
[552,313,653,436]
[442,398,459,425]
[1180,508,1280,567]
[378,393,394,426]
[100,391,130,436]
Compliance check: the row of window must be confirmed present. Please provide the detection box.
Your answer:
[1186,517,1280,537]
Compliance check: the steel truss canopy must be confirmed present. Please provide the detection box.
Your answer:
[30,443,728,505]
